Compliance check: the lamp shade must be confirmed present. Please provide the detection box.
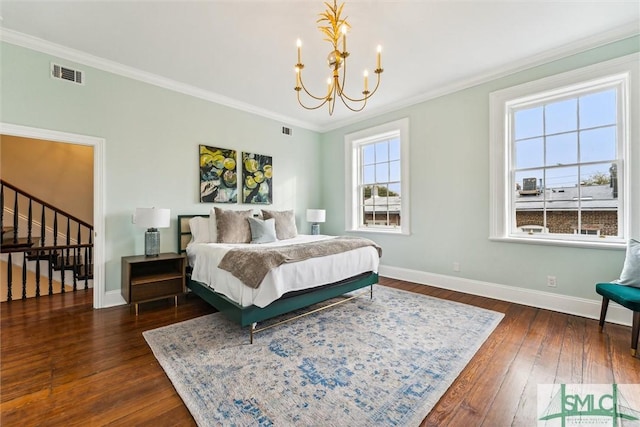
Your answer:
[134,208,171,229]
[306,209,326,223]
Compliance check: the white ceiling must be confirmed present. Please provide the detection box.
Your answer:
[1,1,638,132]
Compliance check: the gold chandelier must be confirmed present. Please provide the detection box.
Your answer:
[294,0,383,115]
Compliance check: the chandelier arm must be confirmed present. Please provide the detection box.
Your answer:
[335,71,381,103]
[331,78,367,112]
[329,82,339,115]
[299,76,332,101]
[339,91,368,112]
[339,54,348,97]
[296,89,330,110]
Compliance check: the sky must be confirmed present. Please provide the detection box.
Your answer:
[362,137,401,196]
[513,88,617,189]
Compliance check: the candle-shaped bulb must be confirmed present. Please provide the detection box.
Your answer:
[376,45,382,69]
[363,70,369,92]
[341,24,347,53]
[295,66,301,87]
[296,39,302,63]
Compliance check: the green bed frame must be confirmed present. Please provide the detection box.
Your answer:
[177,214,378,342]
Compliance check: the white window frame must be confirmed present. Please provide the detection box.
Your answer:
[345,118,410,235]
[489,53,639,248]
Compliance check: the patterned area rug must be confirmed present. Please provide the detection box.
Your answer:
[143,285,504,426]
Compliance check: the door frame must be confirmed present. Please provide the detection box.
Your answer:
[1,122,106,308]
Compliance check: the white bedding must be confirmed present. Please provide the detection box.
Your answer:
[187,234,379,308]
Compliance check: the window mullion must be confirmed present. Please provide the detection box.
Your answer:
[576,94,582,233]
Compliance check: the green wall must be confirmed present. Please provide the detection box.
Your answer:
[1,42,321,294]
[320,35,640,301]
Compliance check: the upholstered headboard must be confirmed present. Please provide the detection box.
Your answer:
[177,214,203,254]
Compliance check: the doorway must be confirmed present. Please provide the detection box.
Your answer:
[0,123,105,308]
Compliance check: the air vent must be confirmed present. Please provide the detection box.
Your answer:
[282,126,292,136]
[51,63,84,85]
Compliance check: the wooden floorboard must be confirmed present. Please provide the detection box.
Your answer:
[1,276,638,426]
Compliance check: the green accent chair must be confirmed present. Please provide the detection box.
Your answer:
[596,283,640,357]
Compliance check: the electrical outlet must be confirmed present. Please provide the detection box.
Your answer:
[453,262,460,272]
[547,276,557,287]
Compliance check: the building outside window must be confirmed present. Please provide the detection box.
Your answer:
[345,118,410,235]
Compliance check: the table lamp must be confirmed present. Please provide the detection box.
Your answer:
[306,209,326,235]
[134,207,171,256]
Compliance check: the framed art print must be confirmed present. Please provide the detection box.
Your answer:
[199,145,237,203]
[242,152,272,204]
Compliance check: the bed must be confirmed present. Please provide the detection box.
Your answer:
[177,211,381,343]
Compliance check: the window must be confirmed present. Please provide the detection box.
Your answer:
[490,54,638,247]
[345,118,410,234]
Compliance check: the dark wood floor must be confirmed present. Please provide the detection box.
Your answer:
[1,277,638,426]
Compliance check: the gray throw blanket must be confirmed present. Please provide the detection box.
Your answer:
[218,236,382,288]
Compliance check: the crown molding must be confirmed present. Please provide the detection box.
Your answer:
[0,28,320,132]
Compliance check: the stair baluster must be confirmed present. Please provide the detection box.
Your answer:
[72,247,77,291]
[60,257,65,294]
[40,205,46,248]
[53,211,58,247]
[48,250,54,296]
[35,254,41,298]
[83,246,89,289]
[7,252,13,302]
[21,254,27,300]
[27,199,33,244]
[64,217,70,268]
[12,191,18,244]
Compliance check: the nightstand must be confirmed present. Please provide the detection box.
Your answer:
[121,253,186,315]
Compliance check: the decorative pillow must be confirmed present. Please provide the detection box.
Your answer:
[208,208,217,243]
[215,208,253,243]
[262,209,298,240]
[614,238,640,287]
[247,217,277,244]
[188,216,211,244]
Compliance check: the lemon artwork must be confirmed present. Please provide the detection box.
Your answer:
[199,145,238,203]
[242,152,272,204]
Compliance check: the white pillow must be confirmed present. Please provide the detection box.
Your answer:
[189,216,211,244]
[614,238,640,287]
[208,208,217,243]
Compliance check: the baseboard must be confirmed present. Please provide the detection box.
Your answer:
[379,265,633,327]
[102,289,126,308]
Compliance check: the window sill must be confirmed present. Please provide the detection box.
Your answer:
[489,235,626,250]
[346,228,410,236]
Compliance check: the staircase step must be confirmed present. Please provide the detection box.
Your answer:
[53,255,83,271]
[1,237,39,252]
[75,264,93,280]
[2,226,14,237]
[25,249,58,261]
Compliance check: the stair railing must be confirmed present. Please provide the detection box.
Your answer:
[1,179,94,301]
